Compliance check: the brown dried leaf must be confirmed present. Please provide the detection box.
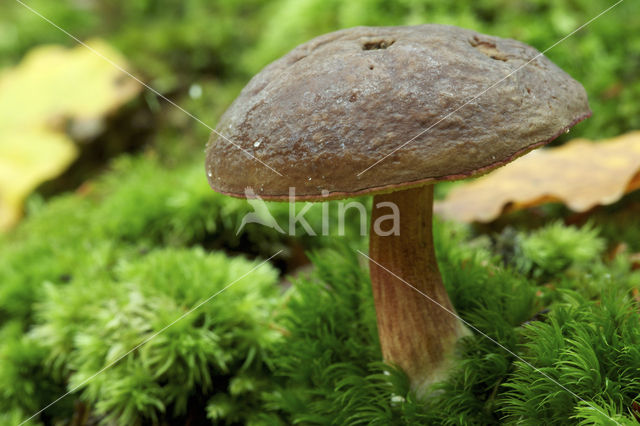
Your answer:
[435,131,640,223]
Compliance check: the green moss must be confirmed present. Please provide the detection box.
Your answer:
[0,322,70,423]
[3,190,640,424]
[500,290,640,425]
[0,150,369,424]
[517,221,606,278]
[30,248,281,424]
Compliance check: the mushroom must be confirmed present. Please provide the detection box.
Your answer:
[205,25,590,396]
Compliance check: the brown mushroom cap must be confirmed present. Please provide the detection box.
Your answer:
[205,24,590,201]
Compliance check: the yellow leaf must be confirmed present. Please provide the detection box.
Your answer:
[434,131,640,223]
[0,40,140,128]
[0,128,77,229]
[0,39,141,230]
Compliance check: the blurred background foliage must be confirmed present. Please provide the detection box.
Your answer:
[1,0,640,424]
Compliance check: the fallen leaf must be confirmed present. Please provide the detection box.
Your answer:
[0,129,76,228]
[0,39,141,229]
[435,131,640,223]
[0,40,140,128]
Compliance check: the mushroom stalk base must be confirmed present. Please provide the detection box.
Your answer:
[369,185,469,397]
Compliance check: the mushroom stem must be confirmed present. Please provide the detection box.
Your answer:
[369,185,469,397]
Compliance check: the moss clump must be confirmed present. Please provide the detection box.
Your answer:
[516,221,606,278]
[263,222,640,425]
[0,152,367,424]
[500,290,640,425]
[1,247,282,425]
[0,153,365,324]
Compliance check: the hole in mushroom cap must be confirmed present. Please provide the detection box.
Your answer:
[469,35,508,61]
[362,39,395,50]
